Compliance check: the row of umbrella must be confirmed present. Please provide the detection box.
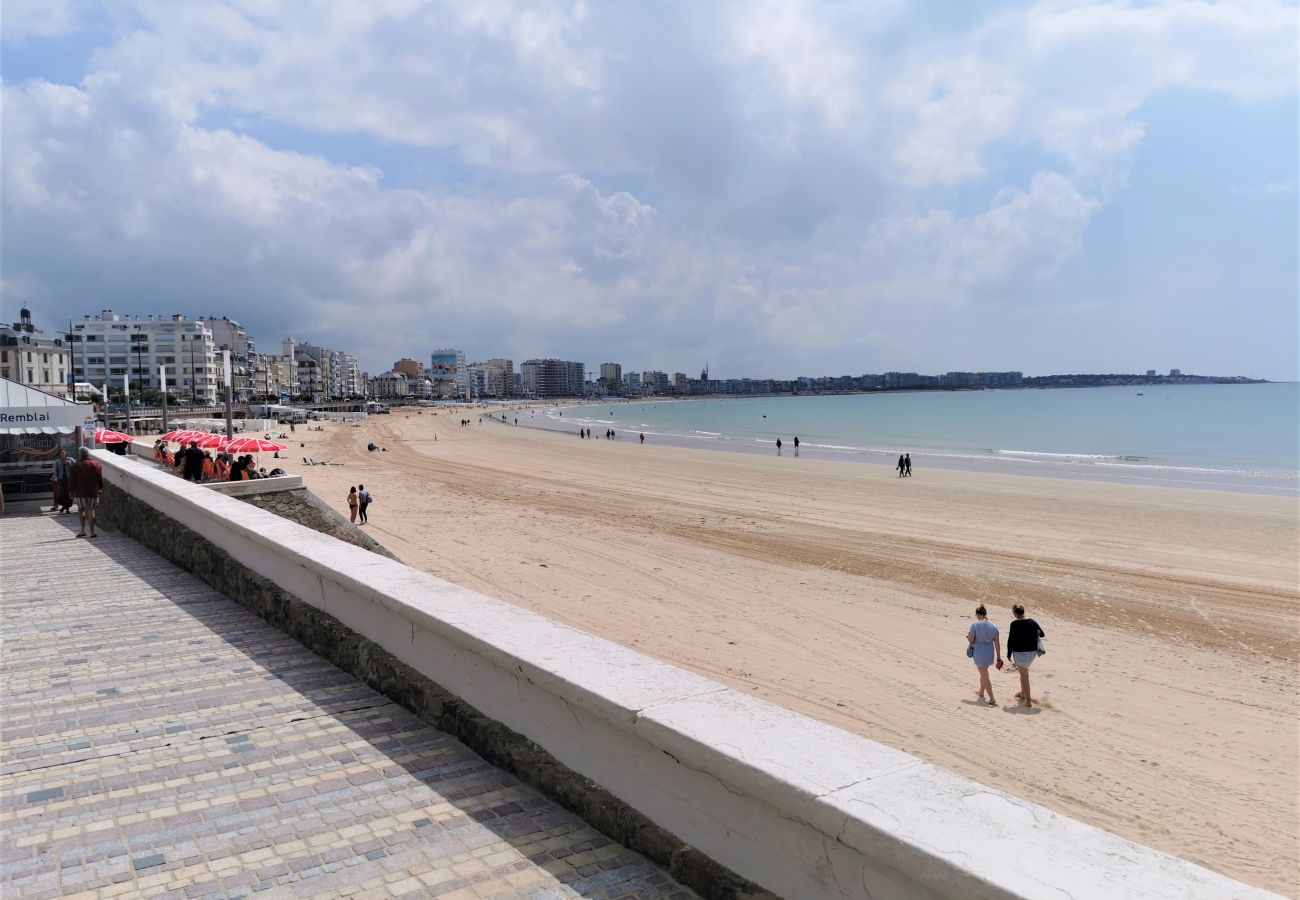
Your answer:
[92,428,287,454]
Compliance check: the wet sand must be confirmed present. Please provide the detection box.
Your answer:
[262,408,1299,895]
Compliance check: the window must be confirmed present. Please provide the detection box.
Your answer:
[42,370,50,383]
[26,351,32,362]
[27,369,34,381]
[87,334,99,341]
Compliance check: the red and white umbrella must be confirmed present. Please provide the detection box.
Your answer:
[94,429,133,444]
[160,430,195,443]
[192,433,228,449]
[223,437,287,454]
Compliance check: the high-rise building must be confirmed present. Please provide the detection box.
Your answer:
[393,358,423,380]
[71,311,218,403]
[520,359,585,397]
[623,372,641,396]
[599,362,622,383]
[1,307,71,397]
[429,349,468,399]
[199,317,253,400]
[485,359,515,396]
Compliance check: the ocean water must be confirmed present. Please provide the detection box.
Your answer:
[529,384,1298,495]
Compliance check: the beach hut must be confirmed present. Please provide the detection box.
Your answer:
[0,377,95,504]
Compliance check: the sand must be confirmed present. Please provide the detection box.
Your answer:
[261,408,1297,895]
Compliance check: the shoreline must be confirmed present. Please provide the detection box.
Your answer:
[259,410,1298,895]
[506,403,1299,497]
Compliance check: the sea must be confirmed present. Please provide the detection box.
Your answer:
[523,383,1298,496]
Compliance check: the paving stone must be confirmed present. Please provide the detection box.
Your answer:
[0,514,695,900]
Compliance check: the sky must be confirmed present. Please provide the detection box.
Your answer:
[2,0,1296,380]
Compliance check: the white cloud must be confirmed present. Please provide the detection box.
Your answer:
[1,0,1296,377]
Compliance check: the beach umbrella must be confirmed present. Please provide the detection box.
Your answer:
[159,430,189,442]
[94,429,133,444]
[224,437,286,454]
[192,433,227,449]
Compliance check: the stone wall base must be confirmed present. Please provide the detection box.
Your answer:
[100,481,776,900]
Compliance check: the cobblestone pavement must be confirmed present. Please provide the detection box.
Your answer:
[1,513,696,900]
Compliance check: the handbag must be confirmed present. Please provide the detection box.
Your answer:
[1037,637,1046,656]
[966,644,974,659]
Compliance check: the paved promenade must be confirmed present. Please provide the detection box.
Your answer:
[1,513,695,900]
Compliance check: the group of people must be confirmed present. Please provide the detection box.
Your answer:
[346,485,374,524]
[577,428,618,439]
[775,436,801,456]
[896,453,912,477]
[153,440,273,482]
[48,447,104,537]
[966,604,1046,707]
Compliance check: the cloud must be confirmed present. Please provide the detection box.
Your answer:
[1,0,1296,378]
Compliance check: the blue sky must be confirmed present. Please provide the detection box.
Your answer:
[2,0,1296,379]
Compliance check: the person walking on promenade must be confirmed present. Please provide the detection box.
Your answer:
[52,448,73,513]
[897,454,906,477]
[347,486,359,524]
[776,437,783,456]
[357,485,372,524]
[1007,604,1046,707]
[904,453,912,477]
[70,448,104,539]
[967,605,1003,706]
[793,436,800,457]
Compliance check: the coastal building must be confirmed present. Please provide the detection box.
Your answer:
[641,371,670,395]
[198,317,253,400]
[485,360,514,397]
[370,370,409,398]
[429,349,469,400]
[328,349,362,397]
[393,358,423,380]
[520,359,585,398]
[1170,368,1181,378]
[1147,369,1158,377]
[1,308,71,398]
[70,311,218,404]
[622,372,641,396]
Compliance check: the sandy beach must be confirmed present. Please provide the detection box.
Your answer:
[245,409,1296,894]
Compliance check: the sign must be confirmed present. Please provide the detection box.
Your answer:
[0,405,89,433]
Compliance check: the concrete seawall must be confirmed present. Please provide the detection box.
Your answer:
[93,450,1279,900]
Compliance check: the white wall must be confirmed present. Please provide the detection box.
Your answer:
[94,450,1281,900]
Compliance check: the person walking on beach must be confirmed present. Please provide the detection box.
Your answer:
[1007,605,1046,707]
[897,454,906,477]
[357,485,372,524]
[904,453,912,477]
[776,438,783,456]
[793,436,799,457]
[639,433,645,444]
[51,448,73,513]
[347,486,359,524]
[967,605,1003,706]
[70,448,104,539]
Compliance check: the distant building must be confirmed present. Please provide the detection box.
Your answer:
[1169,368,1181,378]
[71,310,218,404]
[520,359,585,397]
[1146,369,1157,377]
[199,317,253,400]
[1,307,71,398]
[393,358,423,380]
[371,370,409,398]
[485,359,515,397]
[430,349,468,399]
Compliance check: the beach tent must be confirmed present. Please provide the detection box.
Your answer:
[0,377,95,503]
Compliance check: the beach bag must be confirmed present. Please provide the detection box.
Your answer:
[1037,637,1046,656]
[966,644,974,659]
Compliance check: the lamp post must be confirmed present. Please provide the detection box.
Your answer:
[160,364,169,433]
[223,350,234,439]
[123,374,132,435]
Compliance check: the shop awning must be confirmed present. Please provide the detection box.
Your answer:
[0,378,92,434]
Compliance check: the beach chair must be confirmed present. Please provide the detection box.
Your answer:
[302,457,315,466]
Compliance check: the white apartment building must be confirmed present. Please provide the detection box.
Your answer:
[199,317,253,400]
[71,311,218,404]
[1,307,72,397]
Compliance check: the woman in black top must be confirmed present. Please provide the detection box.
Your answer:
[1007,604,1045,707]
